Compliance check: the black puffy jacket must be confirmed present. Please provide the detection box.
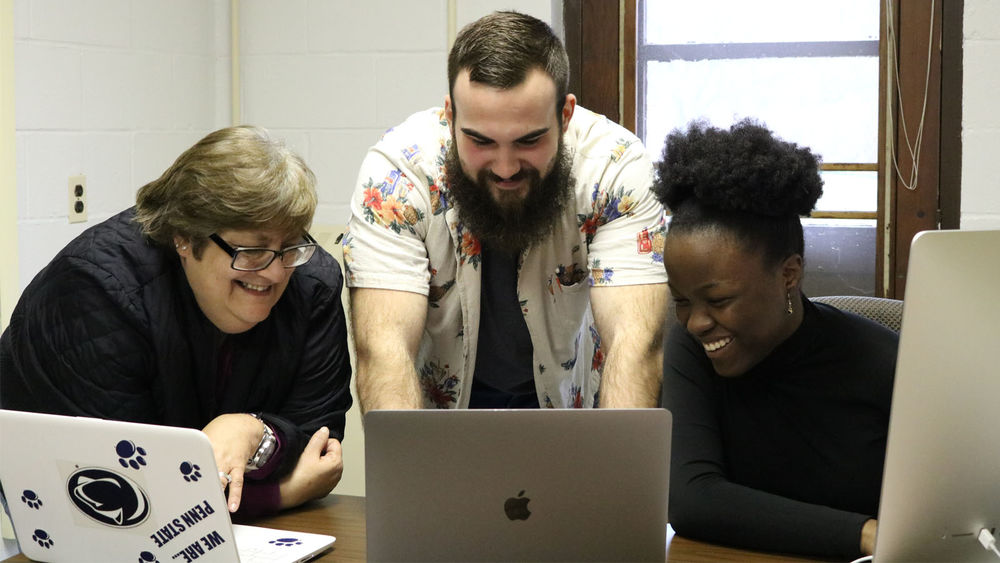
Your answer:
[1,208,353,483]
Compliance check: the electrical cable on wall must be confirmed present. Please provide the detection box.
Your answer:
[884,0,935,192]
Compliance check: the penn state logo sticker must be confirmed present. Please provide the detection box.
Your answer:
[67,468,150,527]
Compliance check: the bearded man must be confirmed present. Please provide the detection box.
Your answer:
[344,11,667,410]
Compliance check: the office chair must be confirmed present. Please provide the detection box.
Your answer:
[810,295,904,333]
[663,294,904,336]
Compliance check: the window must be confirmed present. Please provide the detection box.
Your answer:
[565,0,956,298]
[637,0,880,296]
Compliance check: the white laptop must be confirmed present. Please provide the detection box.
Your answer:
[0,409,335,563]
[364,408,671,562]
[873,229,1000,562]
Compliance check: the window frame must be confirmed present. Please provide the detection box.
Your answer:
[563,0,962,299]
[637,23,880,219]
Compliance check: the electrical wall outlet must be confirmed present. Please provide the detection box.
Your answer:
[68,174,87,223]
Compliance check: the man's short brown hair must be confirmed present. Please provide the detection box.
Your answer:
[447,11,570,121]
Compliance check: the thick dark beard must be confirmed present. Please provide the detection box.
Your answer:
[444,137,574,256]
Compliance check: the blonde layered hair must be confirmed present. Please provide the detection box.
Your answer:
[134,126,317,257]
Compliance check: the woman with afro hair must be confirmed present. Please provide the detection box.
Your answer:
[654,119,897,559]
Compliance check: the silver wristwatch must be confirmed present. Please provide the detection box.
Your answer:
[247,413,277,470]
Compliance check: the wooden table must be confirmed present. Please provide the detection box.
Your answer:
[4,494,832,562]
[239,494,831,563]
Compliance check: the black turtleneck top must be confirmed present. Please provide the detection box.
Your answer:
[662,297,897,559]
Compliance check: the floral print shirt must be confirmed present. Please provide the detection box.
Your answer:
[344,106,666,408]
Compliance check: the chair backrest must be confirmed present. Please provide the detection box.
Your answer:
[810,295,903,333]
[663,295,904,338]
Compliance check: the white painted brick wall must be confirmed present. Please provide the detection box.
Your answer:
[80,51,138,129]
[131,0,216,55]
[83,133,134,210]
[13,0,29,37]
[30,0,131,47]
[241,54,380,129]
[14,135,28,219]
[14,0,224,289]
[962,0,1000,228]
[307,127,386,221]
[16,43,83,130]
[238,0,450,227]
[132,130,210,188]
[305,0,447,53]
[374,53,448,126]
[241,0,308,55]
[22,133,83,218]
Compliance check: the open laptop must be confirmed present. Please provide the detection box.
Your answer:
[364,408,671,562]
[0,409,335,563]
[873,229,1000,562]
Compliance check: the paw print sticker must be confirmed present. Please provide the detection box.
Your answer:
[179,462,202,482]
[138,550,159,562]
[269,537,303,547]
[21,490,42,509]
[32,529,54,549]
[116,440,147,470]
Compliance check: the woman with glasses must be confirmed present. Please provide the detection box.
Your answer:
[0,126,352,517]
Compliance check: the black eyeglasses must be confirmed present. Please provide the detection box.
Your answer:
[209,232,318,271]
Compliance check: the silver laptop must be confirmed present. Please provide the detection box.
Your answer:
[0,409,335,563]
[364,408,671,562]
[873,229,1000,562]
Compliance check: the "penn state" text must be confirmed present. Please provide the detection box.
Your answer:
[150,500,216,547]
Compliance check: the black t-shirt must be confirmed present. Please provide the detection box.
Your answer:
[470,242,538,408]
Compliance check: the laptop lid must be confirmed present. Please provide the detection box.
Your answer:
[0,410,334,563]
[873,229,1000,562]
[364,408,671,562]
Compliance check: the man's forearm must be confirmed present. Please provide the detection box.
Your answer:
[598,340,662,408]
[357,359,423,412]
[589,283,667,408]
[349,288,429,413]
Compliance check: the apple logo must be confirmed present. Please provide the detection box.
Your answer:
[504,490,531,521]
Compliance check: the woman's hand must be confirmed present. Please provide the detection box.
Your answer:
[202,413,266,513]
[278,426,344,509]
[861,518,878,555]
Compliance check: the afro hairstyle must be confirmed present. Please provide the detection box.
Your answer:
[652,119,824,266]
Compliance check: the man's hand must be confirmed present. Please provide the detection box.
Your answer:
[279,426,344,509]
[202,413,266,513]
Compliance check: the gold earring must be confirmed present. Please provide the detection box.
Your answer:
[786,291,794,315]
